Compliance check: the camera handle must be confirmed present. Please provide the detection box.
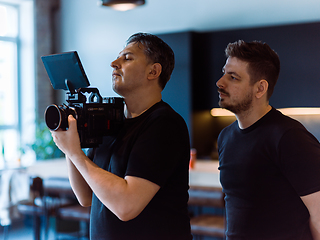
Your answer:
[79,87,103,103]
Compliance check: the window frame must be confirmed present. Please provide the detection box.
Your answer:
[0,0,35,166]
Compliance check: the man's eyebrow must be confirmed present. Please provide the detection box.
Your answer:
[222,67,242,79]
[119,51,134,57]
[229,71,241,79]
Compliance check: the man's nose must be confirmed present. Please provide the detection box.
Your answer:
[216,75,225,89]
[111,59,120,69]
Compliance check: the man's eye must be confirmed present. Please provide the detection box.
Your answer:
[124,55,132,60]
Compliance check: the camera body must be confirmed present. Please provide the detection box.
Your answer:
[45,88,124,148]
[41,51,125,148]
[45,87,124,148]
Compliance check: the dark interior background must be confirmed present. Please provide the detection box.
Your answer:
[157,22,320,158]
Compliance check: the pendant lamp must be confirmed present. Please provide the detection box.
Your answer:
[99,0,145,11]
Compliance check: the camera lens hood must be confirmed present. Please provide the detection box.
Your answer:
[45,104,67,131]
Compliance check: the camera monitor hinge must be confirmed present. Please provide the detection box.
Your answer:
[65,79,76,95]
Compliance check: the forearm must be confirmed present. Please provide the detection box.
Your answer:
[66,155,92,207]
[301,191,320,240]
[68,152,160,221]
[310,216,320,240]
[64,147,134,217]
[68,152,137,220]
[51,116,158,221]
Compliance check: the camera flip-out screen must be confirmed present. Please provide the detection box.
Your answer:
[41,51,90,90]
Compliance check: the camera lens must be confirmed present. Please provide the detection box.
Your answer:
[45,105,67,130]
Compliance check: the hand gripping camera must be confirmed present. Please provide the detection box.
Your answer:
[42,51,124,148]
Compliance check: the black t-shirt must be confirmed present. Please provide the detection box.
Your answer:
[218,107,320,240]
[87,101,192,240]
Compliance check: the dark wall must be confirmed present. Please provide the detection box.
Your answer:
[156,22,320,157]
[194,22,320,110]
[192,22,320,157]
[158,32,193,137]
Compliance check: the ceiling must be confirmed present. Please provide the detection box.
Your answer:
[95,0,320,34]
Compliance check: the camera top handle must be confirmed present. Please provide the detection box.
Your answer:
[79,88,103,103]
[64,78,104,104]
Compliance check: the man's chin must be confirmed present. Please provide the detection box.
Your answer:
[219,102,235,114]
[112,85,121,95]
[218,100,227,109]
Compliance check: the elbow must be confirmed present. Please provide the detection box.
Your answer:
[75,194,92,207]
[118,214,137,222]
[79,200,92,208]
[114,206,141,222]
[118,215,133,222]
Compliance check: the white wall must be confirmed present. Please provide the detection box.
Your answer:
[58,0,156,97]
[56,0,320,99]
[56,0,197,136]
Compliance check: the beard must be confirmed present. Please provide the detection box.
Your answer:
[218,89,253,114]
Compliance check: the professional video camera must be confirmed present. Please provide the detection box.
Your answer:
[41,51,124,148]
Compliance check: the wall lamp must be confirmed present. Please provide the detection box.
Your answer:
[278,108,320,116]
[210,107,320,117]
[99,0,145,11]
[210,108,235,117]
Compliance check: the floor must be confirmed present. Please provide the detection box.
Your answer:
[0,220,52,240]
[0,217,88,240]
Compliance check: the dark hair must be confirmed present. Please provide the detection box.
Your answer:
[225,40,280,100]
[126,33,175,90]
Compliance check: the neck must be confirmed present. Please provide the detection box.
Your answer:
[236,104,272,129]
[124,92,162,118]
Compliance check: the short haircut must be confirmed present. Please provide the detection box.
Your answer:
[225,40,280,100]
[126,33,175,90]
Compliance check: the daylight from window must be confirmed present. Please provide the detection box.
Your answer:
[0,1,35,167]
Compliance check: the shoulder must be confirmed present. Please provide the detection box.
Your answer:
[266,108,309,136]
[268,108,303,126]
[149,101,181,117]
[218,120,238,138]
[147,101,187,127]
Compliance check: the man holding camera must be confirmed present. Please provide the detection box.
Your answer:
[51,33,192,240]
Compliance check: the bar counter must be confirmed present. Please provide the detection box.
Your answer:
[189,160,220,188]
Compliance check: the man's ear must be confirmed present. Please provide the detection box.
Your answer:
[147,63,162,80]
[255,80,269,99]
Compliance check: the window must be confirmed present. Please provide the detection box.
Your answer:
[0,1,35,167]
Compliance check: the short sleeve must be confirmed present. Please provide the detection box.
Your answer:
[279,128,320,196]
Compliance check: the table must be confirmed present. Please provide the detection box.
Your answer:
[0,167,29,226]
[188,160,225,239]
[27,158,221,187]
[189,160,221,188]
[26,158,68,178]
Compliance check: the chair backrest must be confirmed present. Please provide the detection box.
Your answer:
[43,177,75,199]
[188,186,225,208]
[29,176,44,199]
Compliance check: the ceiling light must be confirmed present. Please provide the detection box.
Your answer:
[278,108,320,115]
[210,107,320,117]
[99,0,145,11]
[210,108,235,117]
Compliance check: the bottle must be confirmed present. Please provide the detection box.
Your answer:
[189,148,197,169]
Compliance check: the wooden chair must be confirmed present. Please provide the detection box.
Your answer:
[17,176,46,240]
[55,205,90,239]
[188,186,226,240]
[43,177,90,240]
[17,176,87,240]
